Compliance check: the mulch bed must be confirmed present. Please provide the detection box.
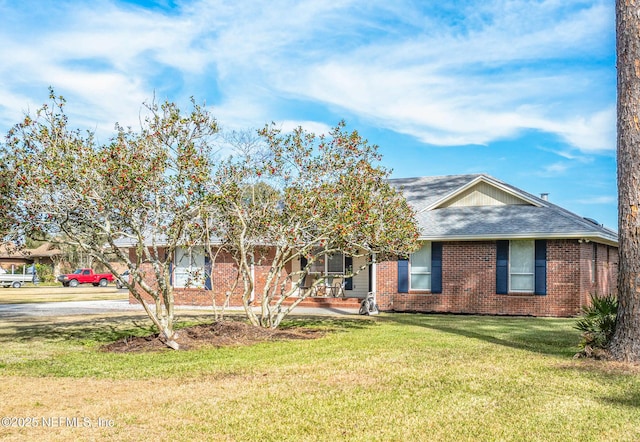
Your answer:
[101,320,325,352]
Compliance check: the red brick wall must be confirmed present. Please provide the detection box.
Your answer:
[375,261,398,311]
[128,249,243,306]
[130,240,619,318]
[130,248,294,308]
[383,239,618,317]
[577,241,618,309]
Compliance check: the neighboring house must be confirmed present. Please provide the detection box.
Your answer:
[0,242,63,274]
[131,174,618,318]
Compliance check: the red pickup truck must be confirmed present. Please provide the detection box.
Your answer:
[57,268,114,287]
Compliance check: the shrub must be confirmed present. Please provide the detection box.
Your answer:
[16,263,55,283]
[34,263,55,282]
[574,293,617,357]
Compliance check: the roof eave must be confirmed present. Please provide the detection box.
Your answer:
[418,232,618,247]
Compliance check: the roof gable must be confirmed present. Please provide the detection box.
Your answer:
[390,174,542,213]
[389,174,484,211]
[435,177,540,209]
[390,174,618,246]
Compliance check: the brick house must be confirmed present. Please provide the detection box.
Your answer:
[377,174,618,317]
[130,174,618,317]
[0,242,63,274]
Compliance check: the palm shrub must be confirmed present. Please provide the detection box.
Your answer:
[574,293,617,357]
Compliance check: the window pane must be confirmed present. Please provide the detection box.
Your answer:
[411,243,431,272]
[410,242,431,290]
[327,253,344,273]
[174,270,189,288]
[175,248,190,267]
[510,274,534,291]
[510,241,534,274]
[411,273,431,290]
[310,254,325,273]
[191,247,205,268]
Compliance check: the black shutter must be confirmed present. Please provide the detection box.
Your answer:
[398,258,409,293]
[431,242,442,294]
[300,255,309,288]
[204,255,212,291]
[344,256,353,290]
[496,240,509,294]
[534,240,547,295]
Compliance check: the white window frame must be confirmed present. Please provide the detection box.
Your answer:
[509,240,534,293]
[173,247,205,289]
[310,251,345,275]
[410,242,432,291]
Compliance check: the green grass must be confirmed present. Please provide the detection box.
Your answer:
[0,286,127,303]
[1,313,639,441]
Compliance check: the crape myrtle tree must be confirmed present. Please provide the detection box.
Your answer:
[0,153,14,239]
[610,0,640,361]
[2,90,218,349]
[205,122,419,328]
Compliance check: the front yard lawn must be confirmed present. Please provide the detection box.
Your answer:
[0,313,638,441]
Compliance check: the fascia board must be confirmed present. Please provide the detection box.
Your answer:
[418,232,618,247]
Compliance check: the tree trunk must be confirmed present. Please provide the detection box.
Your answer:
[609,0,640,361]
[134,291,180,350]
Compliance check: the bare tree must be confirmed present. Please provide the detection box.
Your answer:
[609,0,640,361]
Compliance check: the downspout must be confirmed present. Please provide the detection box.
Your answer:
[250,253,255,304]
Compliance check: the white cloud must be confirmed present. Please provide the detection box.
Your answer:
[0,0,615,156]
[277,120,333,135]
[555,107,616,152]
[576,195,617,204]
[261,0,615,153]
[538,162,570,177]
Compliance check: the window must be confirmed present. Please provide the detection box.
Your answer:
[410,242,431,290]
[174,247,205,288]
[398,242,442,294]
[509,240,534,292]
[310,251,344,274]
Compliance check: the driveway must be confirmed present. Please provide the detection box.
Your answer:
[0,299,147,317]
[0,301,359,317]
[0,288,359,317]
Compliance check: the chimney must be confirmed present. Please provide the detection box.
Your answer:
[540,193,549,201]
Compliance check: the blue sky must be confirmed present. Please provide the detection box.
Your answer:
[0,0,617,229]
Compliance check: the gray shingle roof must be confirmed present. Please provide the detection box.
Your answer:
[390,174,618,245]
[390,174,485,210]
